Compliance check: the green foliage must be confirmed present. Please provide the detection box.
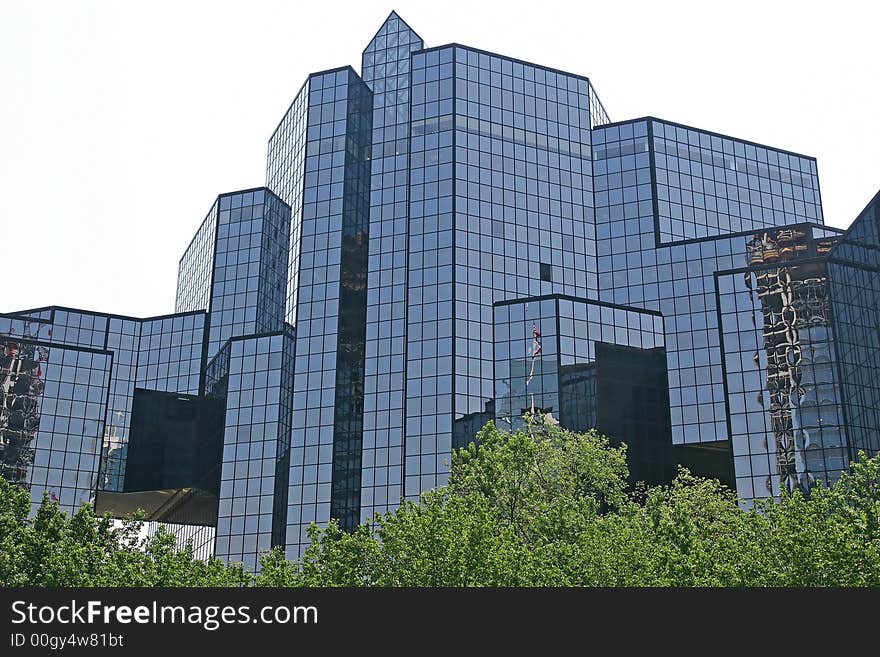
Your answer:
[262,421,880,587]
[0,477,251,587]
[746,451,880,586]
[449,422,629,543]
[3,423,880,587]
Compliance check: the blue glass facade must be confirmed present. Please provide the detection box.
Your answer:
[402,44,604,500]
[493,295,671,483]
[0,309,207,505]
[175,204,217,314]
[2,11,879,564]
[214,330,295,571]
[593,118,827,446]
[268,66,374,556]
[175,188,291,359]
[0,329,110,516]
[266,77,309,325]
[1,187,292,565]
[715,224,848,502]
[494,296,665,429]
[826,191,880,465]
[208,190,290,358]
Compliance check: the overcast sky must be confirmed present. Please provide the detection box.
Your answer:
[1,0,877,317]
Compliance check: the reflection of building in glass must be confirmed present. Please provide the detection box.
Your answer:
[716,212,879,502]
[453,400,496,451]
[745,227,843,495]
[0,336,47,486]
[2,11,879,562]
[558,362,598,433]
[0,320,112,515]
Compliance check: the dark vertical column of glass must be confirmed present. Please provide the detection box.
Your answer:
[255,192,293,335]
[209,343,235,564]
[360,12,423,519]
[203,341,230,556]
[595,341,673,486]
[329,71,374,530]
[284,68,373,557]
[273,329,295,548]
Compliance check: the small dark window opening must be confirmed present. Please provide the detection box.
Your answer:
[540,262,552,282]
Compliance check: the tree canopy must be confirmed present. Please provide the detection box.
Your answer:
[0,477,249,587]
[2,420,879,586]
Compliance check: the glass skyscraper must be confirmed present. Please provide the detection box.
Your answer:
[2,12,878,565]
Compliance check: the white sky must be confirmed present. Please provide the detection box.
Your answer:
[1,0,878,317]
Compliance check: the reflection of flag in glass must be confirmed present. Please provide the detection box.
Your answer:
[525,323,542,386]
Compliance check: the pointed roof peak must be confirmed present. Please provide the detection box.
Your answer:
[383,10,410,30]
[388,10,420,36]
[363,10,423,53]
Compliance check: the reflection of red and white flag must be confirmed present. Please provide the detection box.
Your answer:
[526,323,542,386]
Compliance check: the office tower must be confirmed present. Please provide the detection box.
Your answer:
[2,12,879,563]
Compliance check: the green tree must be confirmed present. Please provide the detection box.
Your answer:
[260,421,880,587]
[0,477,250,587]
[4,422,880,587]
[749,451,880,586]
[258,420,629,586]
[449,421,629,542]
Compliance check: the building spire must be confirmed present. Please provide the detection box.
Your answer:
[362,10,423,58]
